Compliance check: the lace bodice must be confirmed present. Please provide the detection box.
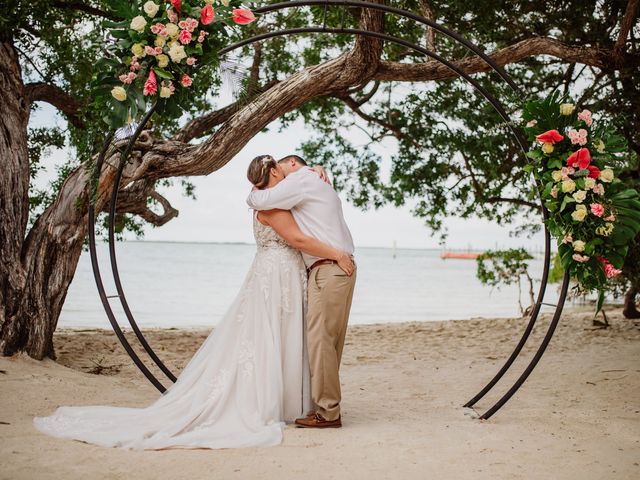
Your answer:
[253,213,293,250]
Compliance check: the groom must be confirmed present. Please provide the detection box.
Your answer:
[246,154,357,428]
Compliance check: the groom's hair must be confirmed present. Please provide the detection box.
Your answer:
[278,155,307,166]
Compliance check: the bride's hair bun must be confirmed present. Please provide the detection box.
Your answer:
[247,155,277,188]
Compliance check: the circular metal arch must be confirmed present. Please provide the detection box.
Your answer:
[87,1,570,419]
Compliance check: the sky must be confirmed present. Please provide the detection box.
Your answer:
[30,102,545,251]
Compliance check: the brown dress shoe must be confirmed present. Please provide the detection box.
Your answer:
[294,412,342,428]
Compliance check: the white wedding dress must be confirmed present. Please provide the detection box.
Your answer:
[33,214,313,450]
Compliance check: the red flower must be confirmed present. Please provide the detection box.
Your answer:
[143,69,157,96]
[201,4,214,25]
[587,165,600,179]
[231,8,256,25]
[535,129,564,144]
[171,0,181,14]
[566,148,591,170]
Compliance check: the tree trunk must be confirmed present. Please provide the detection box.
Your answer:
[623,286,640,319]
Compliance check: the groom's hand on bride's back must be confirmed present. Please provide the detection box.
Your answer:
[336,252,355,276]
[309,165,332,186]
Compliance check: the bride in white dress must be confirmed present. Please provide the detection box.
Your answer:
[32,155,354,450]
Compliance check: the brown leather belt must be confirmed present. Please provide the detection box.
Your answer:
[307,258,337,273]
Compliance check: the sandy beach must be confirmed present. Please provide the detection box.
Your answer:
[1,308,639,479]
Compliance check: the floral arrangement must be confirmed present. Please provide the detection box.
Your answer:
[91,0,256,128]
[522,92,640,311]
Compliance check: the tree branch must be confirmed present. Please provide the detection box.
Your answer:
[418,0,436,51]
[615,0,640,51]
[374,37,640,82]
[51,1,120,20]
[24,82,84,129]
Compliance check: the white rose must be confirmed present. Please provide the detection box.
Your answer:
[168,43,187,63]
[165,23,179,38]
[571,205,587,222]
[572,190,586,203]
[551,170,562,182]
[156,54,169,68]
[130,15,147,33]
[561,179,576,193]
[221,0,230,5]
[572,240,586,252]
[143,1,159,17]
[584,177,596,190]
[600,168,614,183]
[559,103,575,115]
[111,86,127,102]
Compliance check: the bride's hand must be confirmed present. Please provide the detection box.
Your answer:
[336,252,355,276]
[310,165,331,185]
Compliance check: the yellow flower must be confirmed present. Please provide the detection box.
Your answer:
[559,103,575,115]
[130,15,147,33]
[111,86,127,102]
[571,204,587,222]
[551,170,562,182]
[572,240,586,252]
[165,23,179,38]
[594,139,605,153]
[572,190,586,203]
[131,43,145,57]
[221,0,230,5]
[159,86,173,98]
[143,1,159,17]
[154,36,166,48]
[541,142,554,154]
[156,54,169,68]
[584,177,596,190]
[600,168,614,183]
[562,179,576,193]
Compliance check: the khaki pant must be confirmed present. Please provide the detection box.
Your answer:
[306,262,357,421]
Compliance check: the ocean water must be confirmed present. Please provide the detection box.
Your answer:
[58,241,563,329]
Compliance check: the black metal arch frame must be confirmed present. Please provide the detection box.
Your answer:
[88,1,570,420]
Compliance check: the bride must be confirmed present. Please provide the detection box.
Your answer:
[33,155,354,450]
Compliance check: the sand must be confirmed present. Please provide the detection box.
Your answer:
[1,308,639,480]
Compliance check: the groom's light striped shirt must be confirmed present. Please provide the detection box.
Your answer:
[246,167,355,268]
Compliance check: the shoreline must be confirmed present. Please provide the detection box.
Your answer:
[2,308,639,479]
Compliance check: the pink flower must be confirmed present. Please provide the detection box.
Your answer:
[130,58,141,71]
[596,256,622,278]
[592,183,605,196]
[186,57,197,66]
[572,253,590,263]
[562,234,573,244]
[535,129,564,144]
[119,72,137,84]
[568,129,588,146]
[167,8,178,24]
[560,166,575,180]
[550,186,558,198]
[577,109,593,127]
[145,45,158,56]
[151,23,167,36]
[201,4,215,25]
[590,203,605,217]
[180,74,192,87]
[179,30,192,44]
[566,148,591,170]
[604,213,616,221]
[143,69,157,96]
[232,8,256,25]
[197,30,208,43]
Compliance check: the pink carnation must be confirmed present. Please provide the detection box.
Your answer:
[186,57,197,66]
[562,234,573,244]
[577,109,593,127]
[590,203,605,217]
[197,30,208,43]
[572,253,590,263]
[179,30,192,44]
[592,183,605,196]
[145,45,159,56]
[151,23,167,36]
[604,213,616,222]
[180,74,192,87]
[167,8,178,24]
